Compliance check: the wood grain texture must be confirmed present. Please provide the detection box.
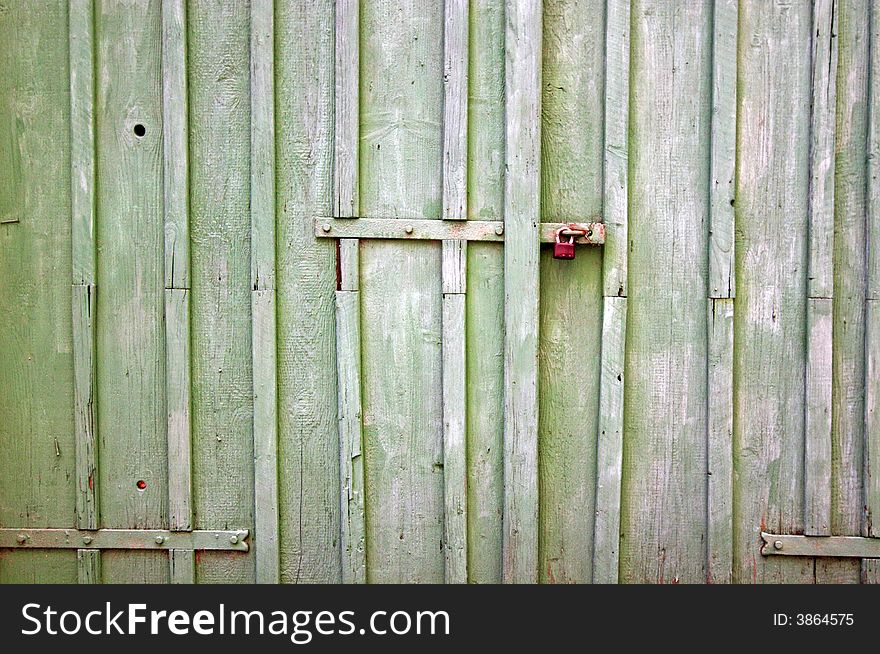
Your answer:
[707,298,733,583]
[169,549,195,584]
[165,289,192,531]
[734,0,814,583]
[442,0,468,221]
[620,0,711,584]
[251,0,279,585]
[188,0,254,583]
[0,0,78,584]
[77,549,101,584]
[465,0,505,584]
[592,296,627,584]
[868,0,880,552]
[804,297,832,535]
[502,0,542,584]
[709,0,737,299]
[95,1,167,587]
[601,0,629,297]
[866,300,880,539]
[824,0,868,584]
[275,0,341,583]
[442,293,467,583]
[538,0,604,584]
[870,0,880,304]
[360,0,445,584]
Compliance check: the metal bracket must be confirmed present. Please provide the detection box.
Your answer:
[761,532,880,558]
[0,528,249,552]
[314,217,606,245]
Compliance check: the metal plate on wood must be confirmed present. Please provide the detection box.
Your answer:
[760,532,880,558]
[314,217,605,245]
[0,528,249,552]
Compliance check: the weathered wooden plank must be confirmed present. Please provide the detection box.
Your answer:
[275,0,341,583]
[807,0,838,300]
[73,284,99,530]
[709,0,737,299]
[805,297,832,535]
[188,0,255,583]
[0,529,249,551]
[761,533,880,558]
[465,0,505,585]
[336,290,366,583]
[169,549,195,584]
[442,293,467,583]
[0,0,78,584]
[601,0,630,298]
[867,300,880,540]
[621,0,711,584]
[95,0,167,589]
[250,0,280,585]
[162,0,188,290]
[442,0,468,221]
[870,0,880,304]
[360,0,444,583]
[502,0,542,584]
[77,549,101,584]
[707,297,734,583]
[165,288,192,531]
[825,0,868,584]
[735,0,814,583]
[592,296,627,584]
[442,241,467,293]
[538,0,604,585]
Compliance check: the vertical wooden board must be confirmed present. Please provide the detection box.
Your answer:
[0,0,77,584]
[95,2,167,565]
[821,0,869,584]
[620,0,711,584]
[77,549,101,584]
[804,297,832,535]
[866,300,880,540]
[465,0,505,584]
[166,289,192,531]
[359,0,445,584]
[707,298,733,583]
[708,0,737,299]
[442,0,469,222]
[734,0,814,583]
[601,0,629,297]
[442,293,467,583]
[275,0,341,584]
[170,549,196,584]
[869,0,880,304]
[188,0,254,583]
[502,0,542,585]
[538,0,605,584]
[592,296,627,584]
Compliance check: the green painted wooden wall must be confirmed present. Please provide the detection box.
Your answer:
[1,0,879,584]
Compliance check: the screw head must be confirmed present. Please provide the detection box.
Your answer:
[16,534,27,544]
[82,535,92,545]
[155,536,165,545]
[404,225,414,234]
[229,535,239,545]
[773,540,784,550]
[494,225,504,235]
[322,223,332,233]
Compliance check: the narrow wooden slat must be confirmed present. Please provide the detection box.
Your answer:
[804,298,833,535]
[502,0,541,584]
[442,0,468,221]
[442,293,467,583]
[77,550,101,584]
[868,1,880,546]
[169,549,196,584]
[601,0,630,298]
[336,291,366,583]
[592,296,627,584]
[70,0,98,534]
[709,0,737,299]
[442,241,467,294]
[761,533,880,559]
[867,300,880,539]
[251,0,280,585]
[707,298,734,583]
[165,289,192,530]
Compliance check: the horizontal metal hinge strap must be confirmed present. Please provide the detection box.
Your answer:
[0,528,249,552]
[761,532,880,558]
[315,217,605,245]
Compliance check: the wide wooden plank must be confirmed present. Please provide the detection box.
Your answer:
[621,0,711,584]
[538,0,604,584]
[275,0,341,583]
[708,0,737,299]
[735,0,814,583]
[465,0,506,585]
[707,298,734,583]
[336,291,366,583]
[592,296,627,584]
[251,0,279,585]
[601,0,629,297]
[804,297,832,535]
[0,0,78,584]
[95,0,167,588]
[502,0,542,584]
[360,0,445,583]
[188,0,255,583]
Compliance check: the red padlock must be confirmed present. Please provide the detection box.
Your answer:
[553,229,576,260]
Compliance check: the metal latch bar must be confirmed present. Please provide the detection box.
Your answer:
[761,532,880,558]
[0,528,249,552]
